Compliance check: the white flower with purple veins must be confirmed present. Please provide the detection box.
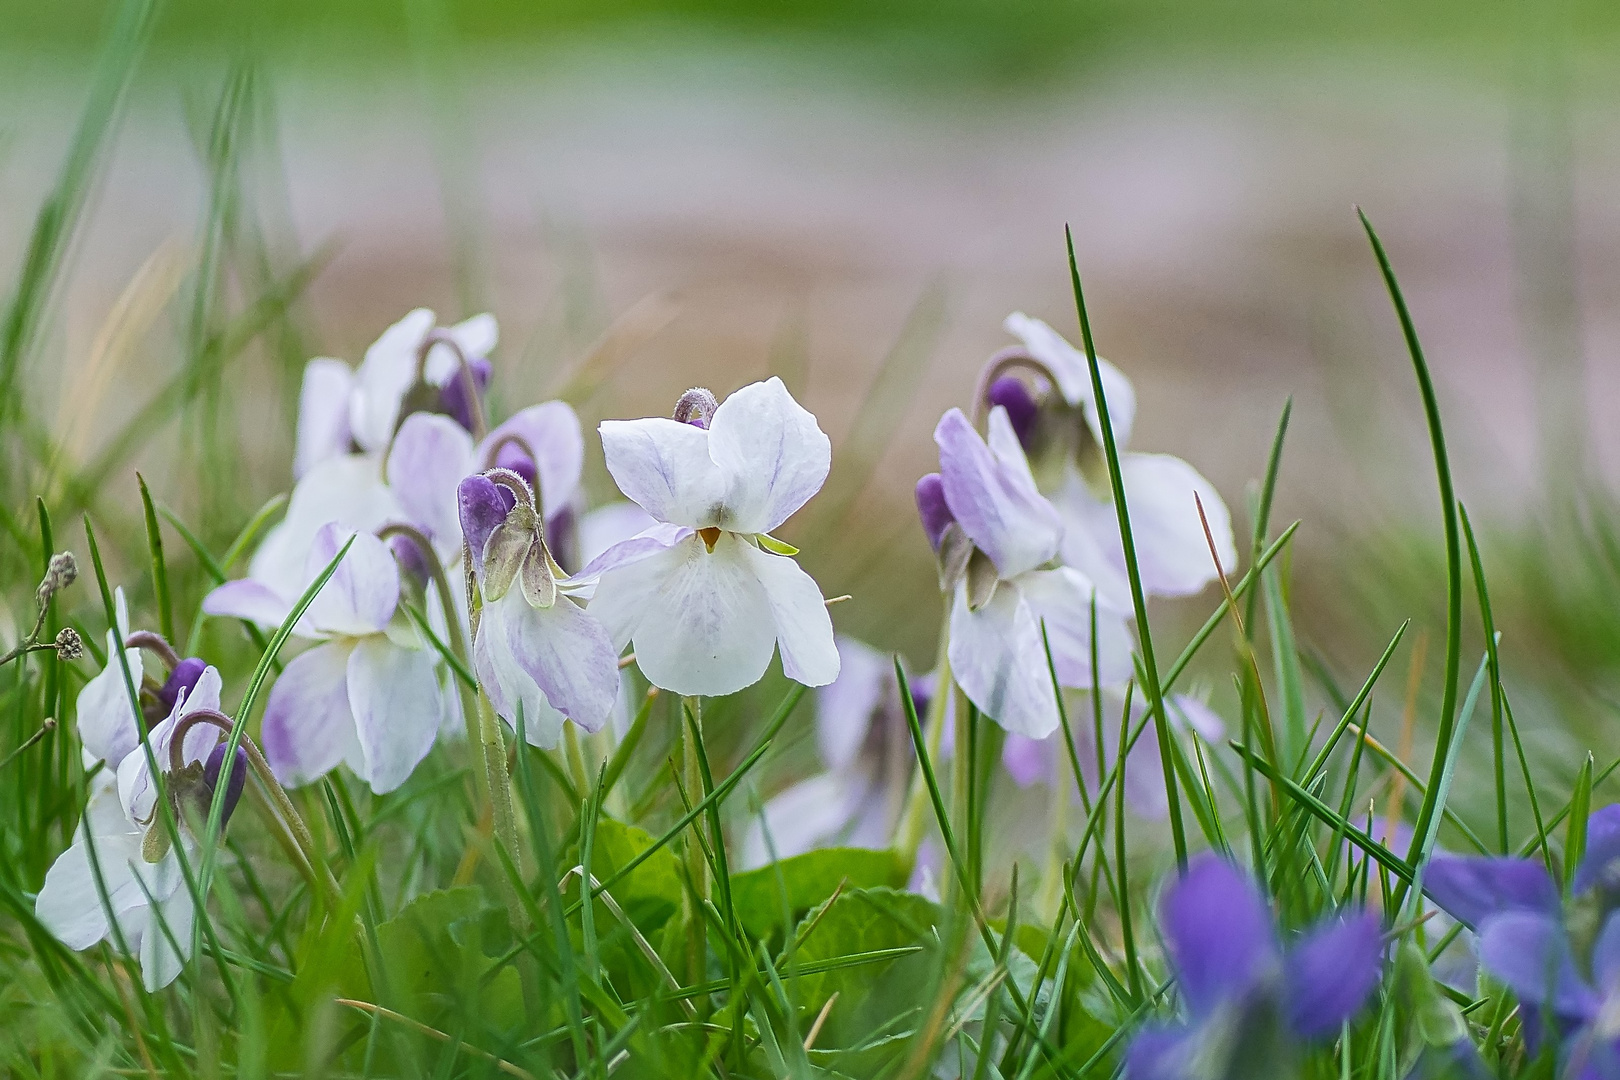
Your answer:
[203,524,443,794]
[588,378,841,698]
[458,469,620,748]
[741,637,931,868]
[74,587,145,768]
[918,406,1133,740]
[37,666,243,992]
[994,313,1236,607]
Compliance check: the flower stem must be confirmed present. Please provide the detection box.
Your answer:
[680,696,709,995]
[897,606,952,868]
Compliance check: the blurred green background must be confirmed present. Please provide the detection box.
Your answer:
[5,0,1620,824]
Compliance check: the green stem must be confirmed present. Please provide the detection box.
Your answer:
[681,696,710,996]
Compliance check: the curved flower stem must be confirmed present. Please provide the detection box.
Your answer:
[415,328,488,440]
[968,347,1065,427]
[123,630,180,670]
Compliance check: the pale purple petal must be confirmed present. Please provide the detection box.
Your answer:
[740,542,840,688]
[479,401,584,522]
[350,307,433,453]
[706,377,832,535]
[458,474,512,579]
[1169,694,1225,741]
[1003,311,1136,447]
[1018,566,1136,690]
[947,579,1061,739]
[1002,733,1057,787]
[597,531,776,698]
[303,524,399,637]
[984,405,1039,487]
[75,639,144,767]
[914,473,955,552]
[472,596,568,749]
[346,637,441,793]
[1284,912,1382,1038]
[494,591,620,732]
[1592,910,1620,991]
[577,522,690,580]
[599,416,728,529]
[934,408,1061,579]
[1423,856,1559,928]
[1574,805,1620,896]
[294,358,355,479]
[816,637,887,772]
[739,773,859,868]
[261,641,361,788]
[1117,452,1236,597]
[202,579,295,630]
[1124,1024,1195,1080]
[117,669,225,825]
[1160,853,1279,1016]
[986,378,1038,447]
[387,411,476,552]
[139,882,194,991]
[1477,911,1597,1020]
[248,454,402,601]
[579,502,659,567]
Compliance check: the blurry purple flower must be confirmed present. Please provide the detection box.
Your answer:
[459,473,619,749]
[204,524,443,794]
[1128,854,1381,1079]
[930,405,1132,739]
[588,377,840,697]
[986,375,1039,448]
[1002,313,1237,609]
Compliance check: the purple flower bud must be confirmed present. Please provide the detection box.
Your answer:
[389,533,432,591]
[673,387,719,429]
[439,356,493,433]
[156,657,209,714]
[203,742,248,826]
[458,475,512,575]
[987,376,1039,449]
[491,441,539,495]
[914,473,955,552]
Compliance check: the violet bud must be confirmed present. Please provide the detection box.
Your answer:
[458,474,513,576]
[202,743,248,826]
[53,627,84,661]
[673,387,719,429]
[156,657,209,715]
[439,355,493,433]
[389,533,433,592]
[986,376,1039,449]
[491,441,539,495]
[914,473,955,552]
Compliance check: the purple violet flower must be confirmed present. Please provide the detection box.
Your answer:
[1128,854,1382,1080]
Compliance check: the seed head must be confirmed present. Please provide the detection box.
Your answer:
[53,627,83,661]
[36,552,78,607]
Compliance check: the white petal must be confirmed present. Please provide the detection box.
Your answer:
[304,524,400,637]
[583,528,691,648]
[479,401,585,522]
[138,878,194,991]
[1003,312,1136,447]
[472,596,567,749]
[1051,468,1133,612]
[607,532,777,698]
[816,637,888,772]
[117,669,226,826]
[295,358,356,479]
[1117,453,1236,597]
[75,641,144,768]
[387,412,476,554]
[934,408,1061,579]
[346,636,441,793]
[740,773,860,868]
[248,455,401,601]
[202,579,295,631]
[35,793,145,951]
[578,502,659,568]
[947,580,1061,739]
[985,405,1039,488]
[739,542,840,688]
[495,590,620,731]
[423,311,498,384]
[599,417,728,529]
[351,308,434,452]
[706,377,831,534]
[1017,567,1135,690]
[261,641,361,788]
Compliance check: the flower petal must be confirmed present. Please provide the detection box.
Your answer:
[1169,694,1225,741]
[816,637,888,772]
[1003,311,1135,447]
[947,579,1061,739]
[1574,804,1620,896]
[1002,733,1057,787]
[387,412,476,553]
[139,880,194,991]
[1423,856,1559,928]
[1051,469,1133,611]
[346,636,441,793]
[1284,912,1383,1038]
[1124,1024,1196,1080]
[1117,452,1236,597]
[739,542,840,688]
[1018,566,1135,690]
[35,785,147,950]
[117,669,226,825]
[579,502,659,568]
[602,532,777,698]
[492,591,619,732]
[304,524,400,637]
[935,408,1061,579]
[1592,910,1620,992]
[422,312,497,385]
[295,358,356,479]
[1160,853,1279,1016]
[1477,911,1597,1020]
[75,639,144,768]
[351,307,434,452]
[740,772,862,868]
[479,401,585,523]
[248,454,401,600]
[472,595,568,749]
[706,377,832,534]
[599,416,728,529]
[202,579,295,630]
[261,641,361,788]
[577,522,690,582]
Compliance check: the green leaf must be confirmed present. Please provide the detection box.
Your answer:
[790,887,938,1025]
[571,817,684,931]
[756,533,800,557]
[730,848,907,940]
